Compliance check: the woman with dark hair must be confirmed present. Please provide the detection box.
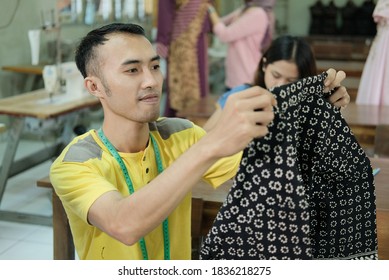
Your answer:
[253,35,317,88]
[203,35,350,131]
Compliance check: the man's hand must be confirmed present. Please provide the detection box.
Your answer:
[205,86,276,158]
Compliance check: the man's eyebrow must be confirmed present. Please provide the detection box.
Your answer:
[121,55,160,66]
[151,55,160,62]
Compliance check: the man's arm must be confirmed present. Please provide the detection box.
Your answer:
[88,86,276,245]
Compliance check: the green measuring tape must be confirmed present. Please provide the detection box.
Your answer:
[97,128,170,260]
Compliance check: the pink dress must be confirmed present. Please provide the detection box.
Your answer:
[356,0,389,106]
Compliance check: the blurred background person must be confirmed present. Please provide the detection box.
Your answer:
[356,0,389,106]
[207,0,276,91]
[203,35,350,131]
[156,0,211,117]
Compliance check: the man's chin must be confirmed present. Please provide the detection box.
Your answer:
[145,111,161,122]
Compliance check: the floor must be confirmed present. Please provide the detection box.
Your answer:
[0,139,56,260]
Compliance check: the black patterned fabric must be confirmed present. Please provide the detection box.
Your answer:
[200,73,378,260]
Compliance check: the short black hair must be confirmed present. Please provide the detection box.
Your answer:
[75,23,146,78]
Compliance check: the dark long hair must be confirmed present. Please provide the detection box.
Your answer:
[254,35,317,88]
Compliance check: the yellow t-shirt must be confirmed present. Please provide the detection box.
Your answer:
[50,117,241,260]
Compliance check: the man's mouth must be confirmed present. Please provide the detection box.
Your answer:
[139,93,160,102]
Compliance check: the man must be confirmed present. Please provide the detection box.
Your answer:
[50,23,276,260]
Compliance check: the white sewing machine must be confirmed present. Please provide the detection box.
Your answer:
[26,62,88,133]
[42,61,86,102]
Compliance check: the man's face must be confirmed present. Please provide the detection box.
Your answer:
[95,33,163,124]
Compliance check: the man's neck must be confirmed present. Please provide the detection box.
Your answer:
[101,121,150,153]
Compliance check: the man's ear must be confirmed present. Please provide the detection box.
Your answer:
[84,76,103,98]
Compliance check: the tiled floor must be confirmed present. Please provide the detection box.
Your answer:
[0,140,55,260]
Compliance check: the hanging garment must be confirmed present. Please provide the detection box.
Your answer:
[200,72,378,260]
[356,0,389,106]
[156,0,211,116]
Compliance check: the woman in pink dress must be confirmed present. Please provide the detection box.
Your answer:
[356,0,389,106]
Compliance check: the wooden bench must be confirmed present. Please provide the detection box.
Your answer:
[36,177,75,259]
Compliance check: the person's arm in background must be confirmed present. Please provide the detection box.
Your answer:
[207,4,221,25]
[203,85,251,131]
[208,5,241,26]
[208,4,268,43]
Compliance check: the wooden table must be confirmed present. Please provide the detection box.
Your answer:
[37,157,389,260]
[341,103,389,154]
[342,103,389,127]
[2,65,44,75]
[2,64,44,92]
[0,89,100,225]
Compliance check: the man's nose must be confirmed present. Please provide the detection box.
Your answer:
[142,69,158,88]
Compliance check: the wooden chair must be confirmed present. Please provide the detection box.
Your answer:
[191,197,204,259]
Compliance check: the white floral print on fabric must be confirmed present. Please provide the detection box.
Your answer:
[200,72,378,260]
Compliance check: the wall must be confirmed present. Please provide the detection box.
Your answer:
[281,0,372,36]
[0,0,377,99]
[216,0,375,36]
[0,0,94,99]
[1,0,48,98]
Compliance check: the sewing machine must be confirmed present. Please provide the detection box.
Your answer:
[42,61,86,102]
